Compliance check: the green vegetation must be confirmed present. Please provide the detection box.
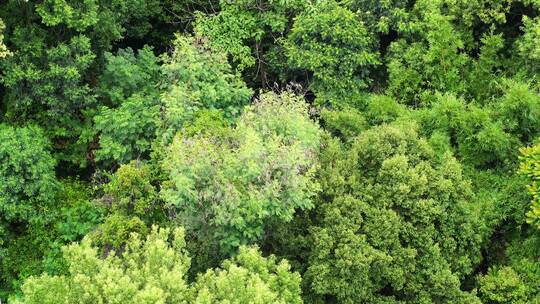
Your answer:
[1,0,540,303]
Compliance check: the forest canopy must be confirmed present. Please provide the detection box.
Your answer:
[1,0,540,303]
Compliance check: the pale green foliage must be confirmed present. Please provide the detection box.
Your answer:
[89,161,159,251]
[365,94,406,125]
[191,246,302,304]
[0,19,11,58]
[14,226,191,304]
[517,16,540,74]
[307,123,482,303]
[181,109,231,138]
[477,234,540,304]
[478,267,529,304]
[162,92,321,253]
[286,0,378,106]
[320,108,367,142]
[161,35,252,142]
[519,142,540,229]
[103,161,157,217]
[90,213,149,251]
[14,227,303,304]
[0,125,58,221]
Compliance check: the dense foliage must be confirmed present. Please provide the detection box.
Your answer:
[1,0,540,303]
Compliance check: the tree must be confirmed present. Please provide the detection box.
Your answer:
[285,0,379,106]
[13,226,302,304]
[97,46,161,107]
[0,125,105,296]
[341,0,409,35]
[409,80,540,169]
[386,0,468,104]
[162,92,322,255]
[90,46,161,166]
[517,15,540,75]
[1,34,96,166]
[93,94,160,165]
[477,232,540,303]
[0,124,58,222]
[191,246,302,304]
[35,0,163,50]
[0,123,58,292]
[160,34,252,143]
[89,161,160,254]
[194,0,307,86]
[0,0,165,167]
[493,79,540,145]
[306,123,482,303]
[1,181,103,297]
[478,266,529,304]
[412,93,514,168]
[102,161,158,218]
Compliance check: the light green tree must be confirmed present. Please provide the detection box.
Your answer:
[478,266,529,304]
[477,233,540,304]
[162,92,322,255]
[12,226,302,304]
